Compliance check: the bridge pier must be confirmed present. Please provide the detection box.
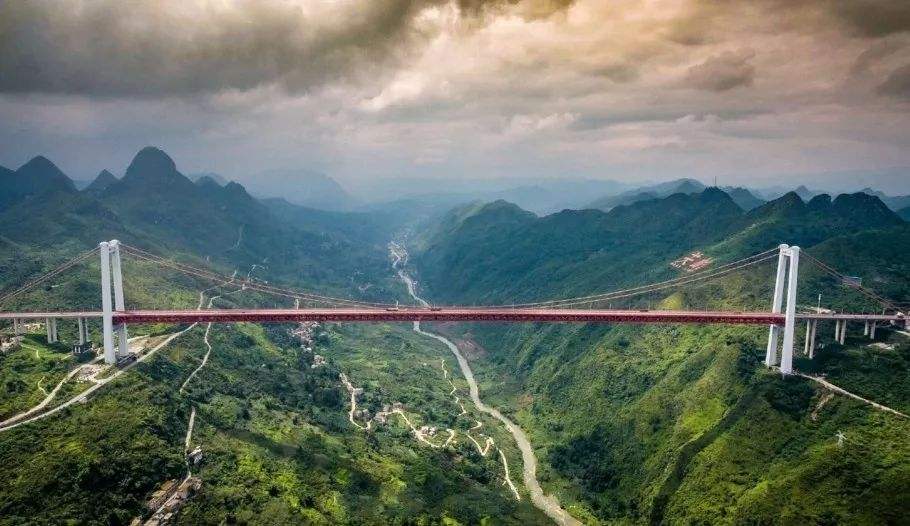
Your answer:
[870,321,877,340]
[77,317,86,345]
[864,321,869,336]
[803,320,818,358]
[45,317,58,344]
[12,318,20,335]
[839,320,847,344]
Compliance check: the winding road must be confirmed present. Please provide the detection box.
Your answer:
[390,242,581,525]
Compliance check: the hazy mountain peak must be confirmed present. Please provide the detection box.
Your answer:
[195,174,223,188]
[14,155,75,191]
[189,172,229,186]
[18,155,71,182]
[700,186,730,201]
[249,168,359,211]
[124,146,179,180]
[86,169,118,193]
[778,191,805,205]
[831,192,900,219]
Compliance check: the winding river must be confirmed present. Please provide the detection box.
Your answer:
[390,242,581,526]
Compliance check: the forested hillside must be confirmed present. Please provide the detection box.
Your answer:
[0,148,545,524]
[412,190,910,524]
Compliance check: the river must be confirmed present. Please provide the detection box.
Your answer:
[390,242,581,526]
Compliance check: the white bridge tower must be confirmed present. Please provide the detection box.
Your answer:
[100,240,129,364]
[765,244,800,375]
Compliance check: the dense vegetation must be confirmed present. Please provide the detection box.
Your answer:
[0,148,543,524]
[413,189,910,524]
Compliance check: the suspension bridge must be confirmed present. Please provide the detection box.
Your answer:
[0,241,905,376]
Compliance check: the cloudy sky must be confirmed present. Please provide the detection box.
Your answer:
[1,0,909,192]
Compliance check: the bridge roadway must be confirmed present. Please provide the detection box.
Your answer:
[0,309,904,326]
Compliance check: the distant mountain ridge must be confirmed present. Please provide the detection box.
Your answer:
[188,172,229,186]
[0,156,76,207]
[247,169,360,211]
[85,169,118,193]
[415,187,904,304]
[0,146,401,301]
[586,178,706,211]
[860,187,910,212]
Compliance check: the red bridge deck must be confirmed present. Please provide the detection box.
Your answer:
[113,308,786,325]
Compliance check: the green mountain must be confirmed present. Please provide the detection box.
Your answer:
[248,169,360,211]
[0,156,76,207]
[189,172,229,186]
[860,187,910,212]
[900,206,910,221]
[586,178,706,211]
[410,190,910,524]
[85,169,118,194]
[0,149,543,524]
[722,186,765,210]
[417,189,753,303]
[91,147,394,299]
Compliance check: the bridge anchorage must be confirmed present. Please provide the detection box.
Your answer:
[1,241,906,371]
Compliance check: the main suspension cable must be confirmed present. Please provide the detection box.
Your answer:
[119,244,395,308]
[537,253,779,309]
[801,251,901,311]
[0,246,100,307]
[499,247,779,308]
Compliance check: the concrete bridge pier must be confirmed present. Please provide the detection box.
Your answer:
[76,317,87,345]
[839,320,847,345]
[804,320,817,358]
[12,318,20,335]
[869,321,877,340]
[45,317,58,344]
[864,321,869,336]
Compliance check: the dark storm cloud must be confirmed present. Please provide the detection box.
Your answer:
[877,63,910,99]
[0,0,431,96]
[683,50,755,92]
[0,0,573,98]
[830,0,910,38]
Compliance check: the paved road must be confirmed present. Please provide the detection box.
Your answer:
[391,242,581,525]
